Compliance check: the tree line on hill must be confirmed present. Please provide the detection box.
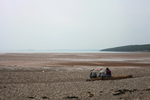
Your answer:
[101,44,150,52]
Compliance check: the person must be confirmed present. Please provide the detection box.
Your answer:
[98,68,105,77]
[90,68,97,79]
[105,68,111,77]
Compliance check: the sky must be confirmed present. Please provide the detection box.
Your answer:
[0,0,150,52]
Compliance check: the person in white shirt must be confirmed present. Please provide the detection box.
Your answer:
[98,68,105,77]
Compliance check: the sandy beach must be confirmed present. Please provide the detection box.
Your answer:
[0,53,150,100]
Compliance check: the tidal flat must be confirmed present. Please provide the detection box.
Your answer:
[0,53,150,100]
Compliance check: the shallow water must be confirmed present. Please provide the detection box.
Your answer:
[0,53,150,71]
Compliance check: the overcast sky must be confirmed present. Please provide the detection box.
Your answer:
[0,0,150,52]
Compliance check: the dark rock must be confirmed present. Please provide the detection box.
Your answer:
[128,89,138,92]
[113,90,125,95]
[142,88,150,91]
[85,79,91,82]
[132,89,138,92]
[64,96,78,99]
[28,97,34,99]
[113,89,139,96]
[122,89,129,92]
[86,92,94,97]
[42,96,48,99]
[89,94,94,97]
[145,88,150,91]
[100,91,103,93]
[113,91,124,95]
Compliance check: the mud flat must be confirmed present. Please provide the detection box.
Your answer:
[0,53,150,100]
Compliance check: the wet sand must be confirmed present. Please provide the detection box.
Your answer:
[0,53,150,100]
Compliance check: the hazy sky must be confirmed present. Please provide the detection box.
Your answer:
[0,0,150,52]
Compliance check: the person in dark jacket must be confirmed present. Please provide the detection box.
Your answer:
[105,68,111,77]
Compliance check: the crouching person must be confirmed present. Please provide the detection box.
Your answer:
[98,68,105,77]
[105,68,111,77]
[90,68,97,79]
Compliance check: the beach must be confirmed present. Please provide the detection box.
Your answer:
[0,53,150,100]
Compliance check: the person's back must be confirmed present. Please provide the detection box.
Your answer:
[105,68,111,77]
[98,69,105,77]
[91,70,97,77]
[90,68,97,79]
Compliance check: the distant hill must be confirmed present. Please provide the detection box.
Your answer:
[101,44,150,52]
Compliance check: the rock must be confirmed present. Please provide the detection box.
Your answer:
[122,89,130,92]
[142,88,150,91]
[64,96,78,99]
[113,91,123,95]
[42,96,48,99]
[112,89,139,96]
[113,90,125,95]
[89,94,94,97]
[100,91,103,93]
[85,79,91,82]
[86,92,94,97]
[28,97,34,99]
